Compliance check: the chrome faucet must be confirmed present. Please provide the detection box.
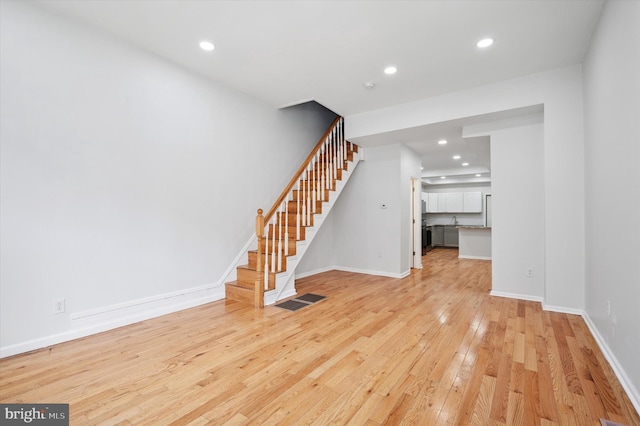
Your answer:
[452,215,458,225]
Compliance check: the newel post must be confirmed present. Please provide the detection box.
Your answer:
[254,209,265,308]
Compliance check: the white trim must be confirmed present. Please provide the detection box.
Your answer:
[0,287,225,359]
[334,266,409,279]
[296,266,335,279]
[582,313,640,415]
[489,291,544,304]
[542,303,584,316]
[458,255,492,260]
[70,282,221,320]
[298,265,412,281]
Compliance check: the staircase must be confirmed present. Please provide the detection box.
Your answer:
[225,117,361,307]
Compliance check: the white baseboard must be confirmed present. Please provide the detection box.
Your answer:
[334,265,409,279]
[489,290,544,304]
[0,285,226,359]
[542,303,584,316]
[582,313,640,415]
[295,266,335,279]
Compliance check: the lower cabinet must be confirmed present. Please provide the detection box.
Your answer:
[431,225,459,247]
[444,226,459,247]
[432,226,444,246]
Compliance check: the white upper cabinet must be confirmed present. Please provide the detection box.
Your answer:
[427,193,439,212]
[445,193,464,212]
[423,191,483,213]
[463,192,482,213]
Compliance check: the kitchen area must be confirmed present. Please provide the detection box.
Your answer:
[421,187,492,260]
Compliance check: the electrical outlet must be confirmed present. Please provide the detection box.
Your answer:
[526,268,534,277]
[53,298,65,314]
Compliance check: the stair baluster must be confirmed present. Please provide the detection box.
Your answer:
[224,116,360,307]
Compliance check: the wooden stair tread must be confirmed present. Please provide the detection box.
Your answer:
[226,131,357,307]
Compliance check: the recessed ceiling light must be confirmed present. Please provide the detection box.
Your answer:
[477,38,494,48]
[438,139,447,145]
[440,176,446,179]
[453,155,461,160]
[363,81,376,89]
[475,174,482,177]
[462,162,469,166]
[384,66,397,75]
[199,40,215,51]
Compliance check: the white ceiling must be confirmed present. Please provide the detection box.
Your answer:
[36,0,604,184]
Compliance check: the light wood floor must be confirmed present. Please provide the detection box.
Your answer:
[1,248,639,425]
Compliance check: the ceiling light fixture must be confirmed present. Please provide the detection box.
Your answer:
[475,174,482,177]
[438,139,447,145]
[462,162,469,166]
[453,155,461,160]
[199,40,215,51]
[363,81,376,89]
[477,38,494,48]
[440,176,446,179]
[384,66,397,75]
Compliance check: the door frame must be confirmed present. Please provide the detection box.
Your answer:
[411,178,423,269]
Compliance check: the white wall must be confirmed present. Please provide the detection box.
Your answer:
[0,1,336,356]
[347,65,585,312]
[297,144,422,277]
[583,0,640,407]
[295,209,336,277]
[320,144,416,278]
[332,145,401,276]
[490,123,545,300]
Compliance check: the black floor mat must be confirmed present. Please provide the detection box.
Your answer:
[295,293,326,303]
[274,300,310,311]
[274,293,327,312]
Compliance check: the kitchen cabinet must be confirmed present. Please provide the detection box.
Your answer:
[463,192,482,213]
[423,191,483,213]
[437,193,447,212]
[427,193,439,212]
[445,193,463,212]
[432,225,444,246]
[444,226,459,247]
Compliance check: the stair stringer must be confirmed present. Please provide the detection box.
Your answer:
[264,150,363,306]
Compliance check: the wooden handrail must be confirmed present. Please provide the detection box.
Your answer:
[263,116,342,223]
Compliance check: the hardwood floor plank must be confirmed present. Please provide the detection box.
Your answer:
[471,375,497,425]
[535,336,560,423]
[1,249,637,425]
[506,390,525,425]
[489,352,513,423]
